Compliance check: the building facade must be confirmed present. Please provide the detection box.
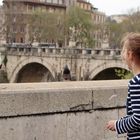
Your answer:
[3,0,68,43]
[2,0,107,48]
[76,0,107,48]
[0,6,6,44]
[109,14,128,23]
[91,7,107,48]
[76,0,92,11]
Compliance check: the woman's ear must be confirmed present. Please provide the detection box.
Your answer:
[128,51,134,61]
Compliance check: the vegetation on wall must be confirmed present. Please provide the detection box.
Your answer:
[115,68,133,79]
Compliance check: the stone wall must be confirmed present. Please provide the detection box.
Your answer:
[0,80,129,140]
[0,69,9,83]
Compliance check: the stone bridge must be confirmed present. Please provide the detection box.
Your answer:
[4,46,128,83]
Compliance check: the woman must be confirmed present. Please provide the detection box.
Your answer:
[106,32,140,140]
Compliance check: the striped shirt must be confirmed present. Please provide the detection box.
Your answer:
[116,74,140,140]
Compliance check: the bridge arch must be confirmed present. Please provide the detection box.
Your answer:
[9,57,56,83]
[89,61,129,80]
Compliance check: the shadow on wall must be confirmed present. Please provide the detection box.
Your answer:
[0,70,9,83]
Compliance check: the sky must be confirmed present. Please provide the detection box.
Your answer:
[90,0,140,15]
[0,0,140,16]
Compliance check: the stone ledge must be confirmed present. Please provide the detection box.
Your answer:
[0,80,128,117]
[93,88,127,109]
[0,89,93,117]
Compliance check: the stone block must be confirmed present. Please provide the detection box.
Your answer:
[0,89,92,117]
[0,109,127,140]
[118,108,126,118]
[93,88,127,109]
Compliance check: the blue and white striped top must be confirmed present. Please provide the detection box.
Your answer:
[116,74,140,140]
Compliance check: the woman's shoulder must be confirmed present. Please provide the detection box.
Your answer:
[129,73,140,85]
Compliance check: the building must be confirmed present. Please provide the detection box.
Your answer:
[76,0,107,48]
[109,14,128,23]
[76,0,92,11]
[72,0,107,48]
[3,0,107,48]
[91,7,107,48]
[3,0,69,43]
[0,6,6,44]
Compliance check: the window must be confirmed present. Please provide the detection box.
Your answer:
[46,0,51,3]
[59,0,62,4]
[13,16,16,23]
[12,3,17,11]
[12,26,17,33]
[53,0,58,4]
[62,0,65,4]
[20,37,24,43]
[12,37,16,43]
[20,27,25,33]
[40,0,45,2]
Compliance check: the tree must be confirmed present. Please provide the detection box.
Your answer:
[115,69,133,79]
[123,9,140,32]
[28,10,65,46]
[106,8,140,49]
[28,6,95,48]
[3,4,99,48]
[66,6,95,48]
[106,19,125,48]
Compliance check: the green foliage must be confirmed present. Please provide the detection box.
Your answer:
[66,6,95,48]
[28,6,96,47]
[124,10,140,32]
[115,69,133,79]
[28,10,65,44]
[107,9,140,49]
[106,20,125,48]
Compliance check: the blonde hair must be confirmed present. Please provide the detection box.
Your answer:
[121,32,140,58]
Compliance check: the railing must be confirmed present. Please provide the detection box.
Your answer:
[5,46,121,59]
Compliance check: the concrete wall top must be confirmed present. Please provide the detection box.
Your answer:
[0,80,129,117]
[0,80,128,91]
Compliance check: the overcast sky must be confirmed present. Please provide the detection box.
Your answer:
[90,0,140,15]
[0,0,140,16]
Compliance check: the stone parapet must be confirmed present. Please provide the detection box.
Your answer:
[6,46,121,59]
[0,80,128,140]
[0,80,128,117]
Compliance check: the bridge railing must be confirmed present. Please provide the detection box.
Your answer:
[5,46,121,58]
